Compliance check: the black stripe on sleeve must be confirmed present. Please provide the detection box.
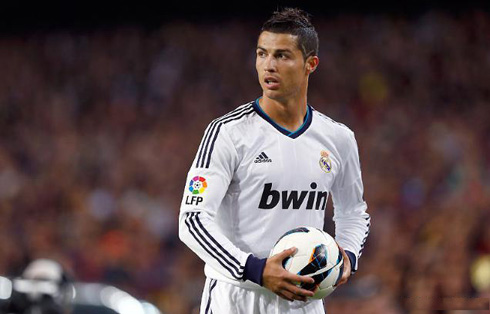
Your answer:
[359,217,371,257]
[184,213,242,279]
[205,279,217,314]
[188,212,243,277]
[194,212,245,271]
[196,103,253,168]
[204,107,255,168]
[196,105,249,168]
[196,123,214,168]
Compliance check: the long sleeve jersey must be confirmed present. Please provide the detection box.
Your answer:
[179,99,370,289]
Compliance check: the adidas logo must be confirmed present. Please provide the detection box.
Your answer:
[254,152,272,163]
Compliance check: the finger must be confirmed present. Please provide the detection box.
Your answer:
[340,249,349,263]
[290,291,308,302]
[280,289,306,302]
[312,285,319,293]
[277,290,294,302]
[335,271,350,287]
[286,283,315,298]
[335,277,348,287]
[275,247,297,259]
[287,273,315,284]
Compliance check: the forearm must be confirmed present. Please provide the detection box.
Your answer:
[334,202,370,273]
[179,210,266,284]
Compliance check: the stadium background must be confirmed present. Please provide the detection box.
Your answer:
[1,1,490,313]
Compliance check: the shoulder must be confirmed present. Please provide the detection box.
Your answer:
[312,107,355,141]
[194,102,255,169]
[208,101,256,131]
[199,101,257,150]
[311,107,359,162]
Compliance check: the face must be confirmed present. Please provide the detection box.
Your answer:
[256,31,318,103]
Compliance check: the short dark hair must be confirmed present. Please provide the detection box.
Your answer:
[261,8,319,60]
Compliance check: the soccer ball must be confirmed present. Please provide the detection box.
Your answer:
[270,226,344,299]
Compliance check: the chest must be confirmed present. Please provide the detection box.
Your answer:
[233,130,341,193]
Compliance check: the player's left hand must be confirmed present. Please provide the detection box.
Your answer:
[334,246,351,287]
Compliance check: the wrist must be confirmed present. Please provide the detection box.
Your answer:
[243,254,267,286]
[344,250,357,274]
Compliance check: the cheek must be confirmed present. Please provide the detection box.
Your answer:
[256,62,263,78]
[256,58,263,71]
[284,68,302,85]
[256,66,263,83]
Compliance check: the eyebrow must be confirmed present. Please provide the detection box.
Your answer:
[256,46,293,54]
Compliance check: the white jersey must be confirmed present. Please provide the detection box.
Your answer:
[179,99,370,289]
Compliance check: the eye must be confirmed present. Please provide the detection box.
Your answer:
[277,53,289,60]
[257,50,266,58]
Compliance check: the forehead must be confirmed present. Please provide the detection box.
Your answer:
[257,31,300,52]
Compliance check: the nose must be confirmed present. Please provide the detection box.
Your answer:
[264,55,276,72]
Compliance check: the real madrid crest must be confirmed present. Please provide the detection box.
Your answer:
[319,150,332,173]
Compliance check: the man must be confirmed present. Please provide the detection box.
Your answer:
[179,8,370,313]
[0,259,74,314]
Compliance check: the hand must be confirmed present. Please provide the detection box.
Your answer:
[262,247,316,302]
[334,246,352,287]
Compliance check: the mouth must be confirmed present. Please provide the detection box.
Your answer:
[264,76,280,89]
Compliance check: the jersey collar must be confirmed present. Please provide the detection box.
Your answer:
[253,98,313,139]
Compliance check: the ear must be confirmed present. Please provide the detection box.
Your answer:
[306,56,319,74]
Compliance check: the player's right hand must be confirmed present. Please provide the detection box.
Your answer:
[262,247,315,302]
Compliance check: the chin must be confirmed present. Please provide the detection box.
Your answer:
[263,90,284,101]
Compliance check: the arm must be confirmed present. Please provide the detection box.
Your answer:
[179,122,255,282]
[331,130,371,285]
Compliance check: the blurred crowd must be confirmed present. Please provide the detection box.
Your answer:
[0,8,489,314]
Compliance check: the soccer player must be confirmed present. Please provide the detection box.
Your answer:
[179,8,370,313]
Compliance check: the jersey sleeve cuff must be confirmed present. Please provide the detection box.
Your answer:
[243,254,267,286]
[344,250,357,274]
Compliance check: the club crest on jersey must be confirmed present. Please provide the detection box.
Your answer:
[189,176,208,194]
[319,150,332,173]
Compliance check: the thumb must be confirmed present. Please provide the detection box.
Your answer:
[277,247,297,259]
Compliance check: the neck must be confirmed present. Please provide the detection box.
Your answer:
[259,90,308,132]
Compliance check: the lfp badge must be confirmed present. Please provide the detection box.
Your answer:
[319,150,332,173]
[189,176,208,194]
